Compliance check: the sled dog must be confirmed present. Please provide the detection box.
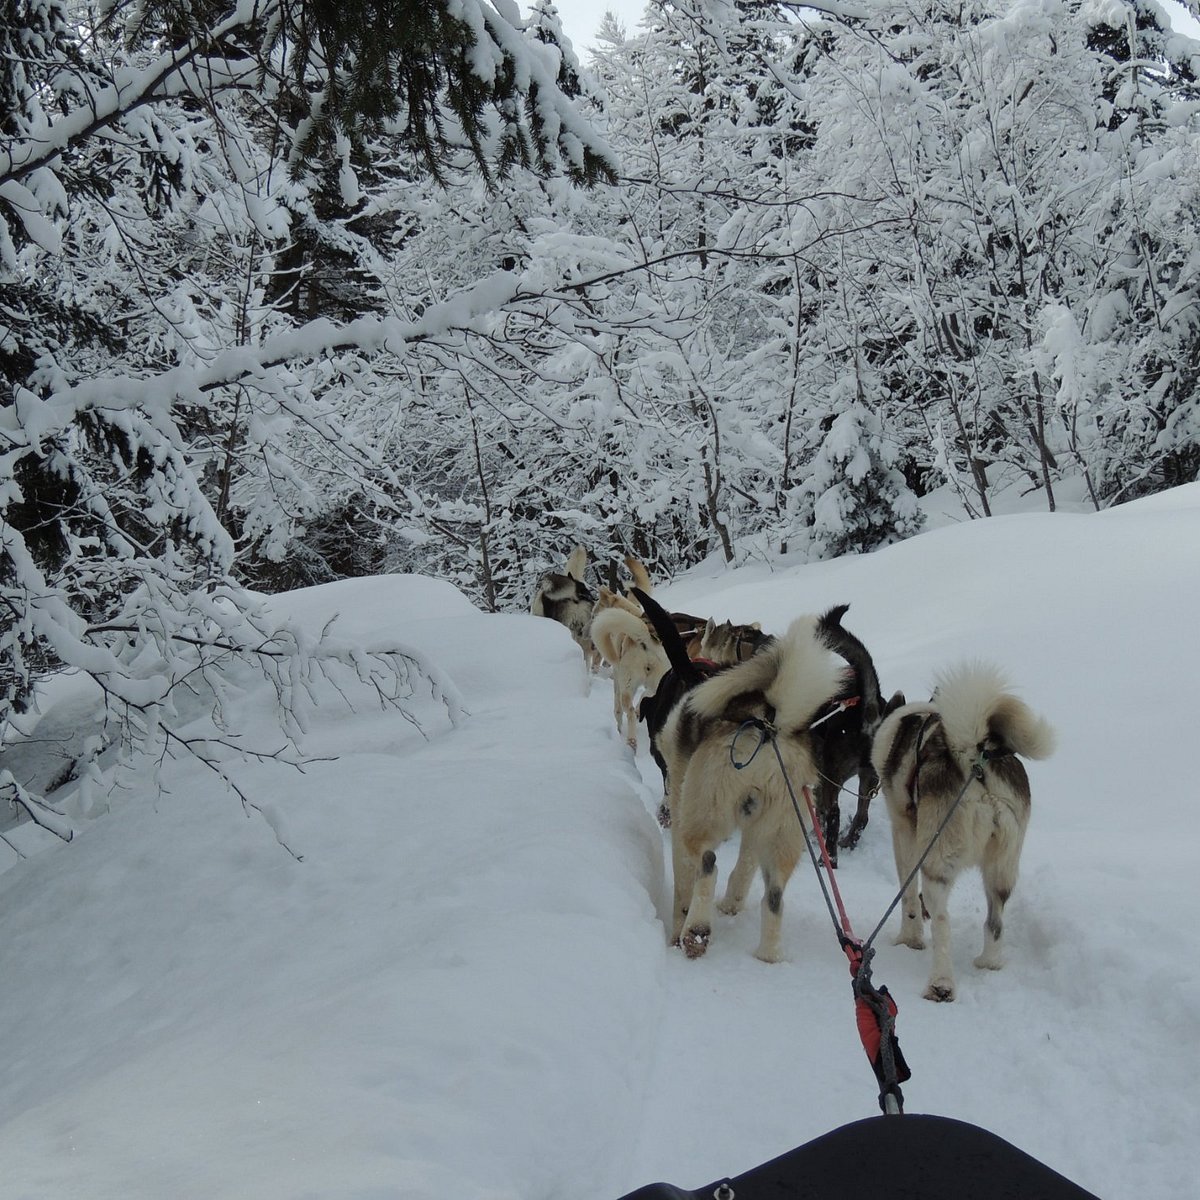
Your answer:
[871,663,1056,1001]
[658,616,843,962]
[593,584,645,622]
[591,606,670,752]
[697,615,772,666]
[807,604,905,866]
[616,559,707,650]
[634,588,731,827]
[530,545,598,668]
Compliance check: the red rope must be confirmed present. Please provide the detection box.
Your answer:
[799,782,910,1111]
[800,782,857,942]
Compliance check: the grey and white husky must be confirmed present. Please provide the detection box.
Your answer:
[871,663,1056,1001]
[530,545,597,668]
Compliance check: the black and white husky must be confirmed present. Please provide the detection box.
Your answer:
[530,545,597,668]
[809,604,905,865]
[658,617,843,962]
[871,663,1056,1001]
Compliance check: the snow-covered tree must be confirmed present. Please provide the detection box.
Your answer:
[1,0,615,821]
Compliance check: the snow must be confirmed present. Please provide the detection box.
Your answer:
[3,482,1200,1199]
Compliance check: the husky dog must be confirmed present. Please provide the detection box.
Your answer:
[634,588,728,827]
[697,615,773,666]
[807,605,905,866]
[593,584,645,621]
[633,589,775,819]
[591,606,670,751]
[530,545,598,668]
[871,663,1056,1001]
[659,617,843,962]
[616,558,708,646]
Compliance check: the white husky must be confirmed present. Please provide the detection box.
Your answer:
[591,606,669,751]
[871,663,1056,1001]
[658,616,842,963]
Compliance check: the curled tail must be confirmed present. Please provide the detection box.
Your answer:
[687,615,842,734]
[592,606,659,668]
[934,662,1056,761]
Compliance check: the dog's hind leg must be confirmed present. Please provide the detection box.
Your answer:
[680,848,719,959]
[839,759,878,851]
[753,828,802,963]
[975,828,1024,971]
[718,789,763,915]
[921,868,958,1001]
[610,675,625,740]
[890,812,926,951]
[614,679,637,751]
[815,777,840,868]
[669,825,696,947]
[718,835,756,916]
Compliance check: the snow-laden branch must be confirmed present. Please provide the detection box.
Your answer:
[0,2,270,188]
[0,271,526,453]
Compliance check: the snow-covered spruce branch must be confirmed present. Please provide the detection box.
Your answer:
[0,4,268,188]
[2,208,904,469]
[155,727,315,861]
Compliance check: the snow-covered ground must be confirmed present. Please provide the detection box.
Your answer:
[2,482,1198,1199]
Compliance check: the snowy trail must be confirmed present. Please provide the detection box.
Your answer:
[5,490,1200,1200]
[593,695,905,1196]
[583,678,1143,1200]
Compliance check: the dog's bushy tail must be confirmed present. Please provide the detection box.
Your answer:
[624,556,654,594]
[687,615,842,733]
[817,604,884,730]
[565,544,588,582]
[631,587,704,686]
[934,662,1056,761]
[592,606,657,668]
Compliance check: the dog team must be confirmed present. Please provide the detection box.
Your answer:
[530,546,1056,1002]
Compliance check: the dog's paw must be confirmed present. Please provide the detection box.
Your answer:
[895,931,925,951]
[973,952,1003,971]
[838,825,863,851]
[924,980,955,1002]
[656,802,671,829]
[716,896,743,916]
[680,925,710,959]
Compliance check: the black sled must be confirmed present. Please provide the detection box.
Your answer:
[617,1113,1101,1199]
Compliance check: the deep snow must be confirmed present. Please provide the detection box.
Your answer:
[2,483,1198,1199]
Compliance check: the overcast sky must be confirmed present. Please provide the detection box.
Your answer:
[549,0,650,52]
[544,0,1200,52]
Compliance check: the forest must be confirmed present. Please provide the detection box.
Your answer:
[2,0,1198,808]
